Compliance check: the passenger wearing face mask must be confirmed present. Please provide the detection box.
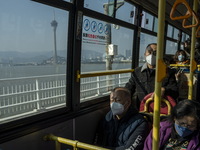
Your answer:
[173,50,190,101]
[94,87,149,150]
[144,99,200,150]
[174,49,189,65]
[125,43,178,109]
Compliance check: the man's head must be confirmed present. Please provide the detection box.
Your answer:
[110,87,131,117]
[144,43,157,68]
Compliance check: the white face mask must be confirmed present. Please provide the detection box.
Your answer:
[146,54,156,66]
[110,102,124,115]
[178,55,185,62]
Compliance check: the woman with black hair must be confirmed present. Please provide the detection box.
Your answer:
[144,99,200,150]
[173,49,189,65]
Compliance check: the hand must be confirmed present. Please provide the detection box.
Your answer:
[151,87,165,99]
[161,87,165,98]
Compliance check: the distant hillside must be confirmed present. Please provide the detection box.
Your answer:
[0,50,67,64]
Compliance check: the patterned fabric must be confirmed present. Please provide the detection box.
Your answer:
[163,138,189,150]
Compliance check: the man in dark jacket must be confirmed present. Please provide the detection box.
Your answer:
[95,87,149,150]
[125,43,178,109]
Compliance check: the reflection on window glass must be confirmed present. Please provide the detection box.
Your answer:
[167,25,173,38]
[153,17,158,33]
[139,33,157,65]
[84,0,114,16]
[141,11,153,31]
[0,0,68,123]
[166,40,178,54]
[81,16,134,73]
[173,27,179,39]
[116,1,136,24]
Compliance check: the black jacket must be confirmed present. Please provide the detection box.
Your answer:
[125,63,178,109]
[95,107,149,150]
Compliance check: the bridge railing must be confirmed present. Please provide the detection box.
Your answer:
[0,73,131,123]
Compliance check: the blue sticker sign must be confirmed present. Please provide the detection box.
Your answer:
[98,23,103,34]
[84,19,90,31]
[91,21,97,32]
[104,24,110,35]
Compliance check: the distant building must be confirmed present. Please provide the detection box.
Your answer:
[125,49,132,59]
[41,56,66,65]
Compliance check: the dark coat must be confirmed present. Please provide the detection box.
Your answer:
[125,63,178,109]
[95,107,149,150]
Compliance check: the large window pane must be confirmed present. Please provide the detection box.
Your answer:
[139,33,157,65]
[0,0,68,123]
[81,16,133,101]
[166,40,178,54]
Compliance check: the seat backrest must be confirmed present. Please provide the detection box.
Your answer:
[139,93,176,115]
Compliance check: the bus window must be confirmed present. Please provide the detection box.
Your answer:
[0,0,69,124]
[115,1,136,24]
[84,0,114,16]
[153,17,158,33]
[173,27,179,40]
[167,24,173,38]
[141,11,154,31]
[80,15,134,102]
[166,40,178,55]
[63,0,73,3]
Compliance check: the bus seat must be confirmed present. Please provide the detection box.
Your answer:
[139,93,176,115]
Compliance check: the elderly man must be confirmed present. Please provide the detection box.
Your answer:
[125,43,178,109]
[95,87,148,150]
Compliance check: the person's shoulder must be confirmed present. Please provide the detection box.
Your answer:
[160,120,172,129]
[128,112,147,124]
[134,66,143,73]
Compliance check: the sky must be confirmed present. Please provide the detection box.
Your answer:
[0,0,68,52]
[0,0,141,57]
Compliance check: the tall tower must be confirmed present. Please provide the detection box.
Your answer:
[51,12,58,64]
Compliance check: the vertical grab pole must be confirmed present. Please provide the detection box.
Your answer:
[153,0,166,150]
[188,0,198,100]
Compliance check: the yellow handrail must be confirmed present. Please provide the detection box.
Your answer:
[170,0,193,20]
[142,98,171,115]
[169,64,200,71]
[76,69,134,82]
[182,10,199,28]
[170,64,190,67]
[44,134,110,150]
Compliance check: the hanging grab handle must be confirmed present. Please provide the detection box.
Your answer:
[182,10,199,28]
[170,0,193,20]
